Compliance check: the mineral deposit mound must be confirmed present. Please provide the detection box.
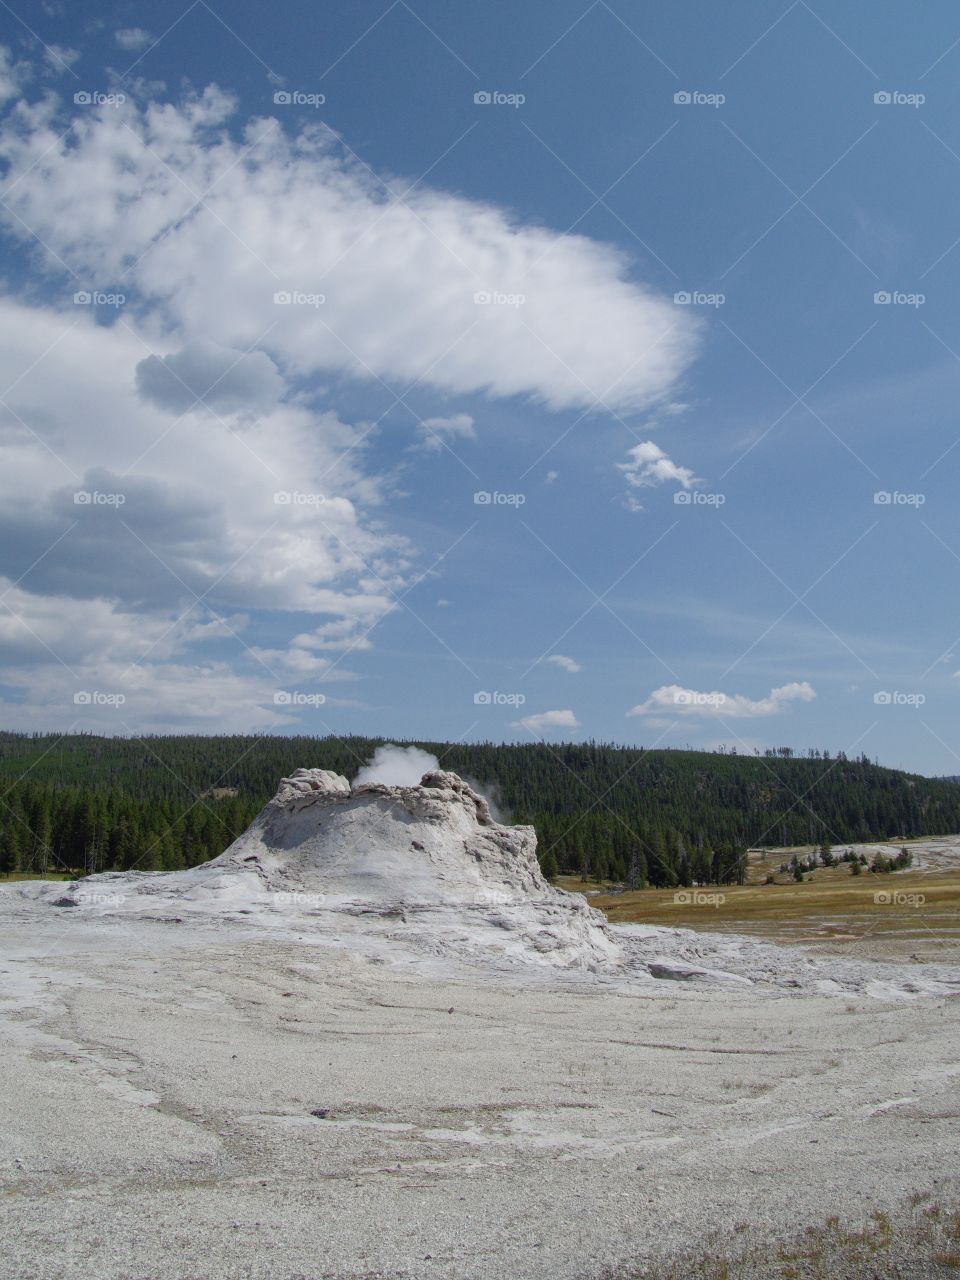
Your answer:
[47,768,622,971]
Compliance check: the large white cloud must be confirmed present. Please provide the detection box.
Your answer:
[0,84,698,413]
[0,298,401,726]
[0,64,701,729]
[0,298,404,609]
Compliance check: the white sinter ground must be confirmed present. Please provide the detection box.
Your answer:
[2,769,960,1278]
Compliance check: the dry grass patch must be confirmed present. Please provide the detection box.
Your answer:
[604,1198,960,1278]
[566,870,960,955]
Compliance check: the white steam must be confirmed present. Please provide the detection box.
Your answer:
[353,746,508,820]
[353,745,441,787]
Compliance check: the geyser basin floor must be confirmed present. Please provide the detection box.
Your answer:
[4,771,960,1277]
[1,916,959,1280]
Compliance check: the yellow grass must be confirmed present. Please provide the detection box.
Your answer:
[558,865,960,953]
[0,871,75,883]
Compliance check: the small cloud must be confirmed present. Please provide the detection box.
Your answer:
[511,708,580,735]
[0,46,30,105]
[183,612,249,643]
[115,28,154,51]
[412,412,476,454]
[44,44,80,73]
[628,682,816,720]
[546,654,580,673]
[436,598,451,608]
[618,440,700,495]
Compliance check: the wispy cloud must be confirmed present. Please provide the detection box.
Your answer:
[511,708,581,734]
[628,682,816,719]
[545,654,581,673]
[412,412,476,454]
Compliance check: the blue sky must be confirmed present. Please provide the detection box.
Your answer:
[1,0,960,773]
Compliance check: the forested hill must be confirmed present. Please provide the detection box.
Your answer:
[1,732,958,887]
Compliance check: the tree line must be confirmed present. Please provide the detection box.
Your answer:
[1,732,958,887]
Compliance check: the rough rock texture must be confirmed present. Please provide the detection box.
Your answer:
[214,767,543,903]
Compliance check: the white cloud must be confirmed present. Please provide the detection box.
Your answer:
[44,45,80,73]
[0,580,302,732]
[0,298,406,728]
[0,299,405,612]
[135,340,284,416]
[511,708,581,734]
[114,28,154,51]
[618,440,700,502]
[246,645,358,681]
[0,86,698,413]
[627,682,816,719]
[0,45,29,105]
[0,69,703,729]
[412,412,476,454]
[545,654,581,673]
